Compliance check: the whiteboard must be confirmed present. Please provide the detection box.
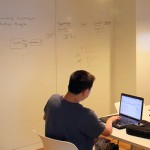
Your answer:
[0,0,113,149]
[56,0,113,116]
[0,0,56,149]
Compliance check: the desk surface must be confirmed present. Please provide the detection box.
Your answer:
[110,128,150,150]
[110,105,150,150]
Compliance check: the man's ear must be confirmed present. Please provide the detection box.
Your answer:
[82,89,90,97]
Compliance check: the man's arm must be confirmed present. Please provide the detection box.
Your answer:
[101,116,121,136]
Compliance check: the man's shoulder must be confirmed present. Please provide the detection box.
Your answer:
[47,94,63,104]
[50,94,63,100]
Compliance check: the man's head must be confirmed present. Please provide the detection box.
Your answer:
[68,70,95,95]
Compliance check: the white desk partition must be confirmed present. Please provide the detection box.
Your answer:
[143,105,150,122]
[114,102,120,113]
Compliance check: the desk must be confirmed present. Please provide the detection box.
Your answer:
[110,127,150,150]
[110,105,150,150]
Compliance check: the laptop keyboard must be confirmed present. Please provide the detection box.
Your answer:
[118,116,138,125]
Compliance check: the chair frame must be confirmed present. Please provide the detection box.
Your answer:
[33,130,78,150]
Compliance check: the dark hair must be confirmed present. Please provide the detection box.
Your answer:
[68,70,95,94]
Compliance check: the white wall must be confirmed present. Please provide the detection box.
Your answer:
[111,0,150,110]
[0,0,56,149]
[136,0,150,104]
[110,0,136,112]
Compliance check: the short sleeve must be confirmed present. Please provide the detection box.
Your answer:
[44,94,63,113]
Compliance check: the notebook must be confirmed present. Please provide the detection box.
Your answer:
[100,93,144,129]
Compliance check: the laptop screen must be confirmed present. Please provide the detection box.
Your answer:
[119,93,144,120]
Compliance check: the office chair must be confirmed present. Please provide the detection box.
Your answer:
[33,130,78,150]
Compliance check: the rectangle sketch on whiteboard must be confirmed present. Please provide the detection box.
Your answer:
[10,38,42,49]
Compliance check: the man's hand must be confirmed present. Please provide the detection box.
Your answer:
[101,115,121,136]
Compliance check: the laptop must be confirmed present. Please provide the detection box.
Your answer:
[100,93,144,129]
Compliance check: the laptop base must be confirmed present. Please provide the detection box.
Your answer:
[99,115,134,130]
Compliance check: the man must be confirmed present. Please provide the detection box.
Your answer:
[43,70,120,150]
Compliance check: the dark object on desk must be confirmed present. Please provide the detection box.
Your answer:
[95,137,119,150]
[126,120,150,139]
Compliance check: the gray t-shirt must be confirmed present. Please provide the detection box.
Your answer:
[44,94,105,150]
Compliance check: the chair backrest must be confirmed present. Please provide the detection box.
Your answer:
[33,130,78,150]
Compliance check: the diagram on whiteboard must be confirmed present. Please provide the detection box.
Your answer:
[74,43,103,67]
[9,29,55,49]
[10,38,42,49]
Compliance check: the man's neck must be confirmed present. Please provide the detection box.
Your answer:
[64,92,82,103]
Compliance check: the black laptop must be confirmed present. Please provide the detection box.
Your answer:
[100,93,144,129]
